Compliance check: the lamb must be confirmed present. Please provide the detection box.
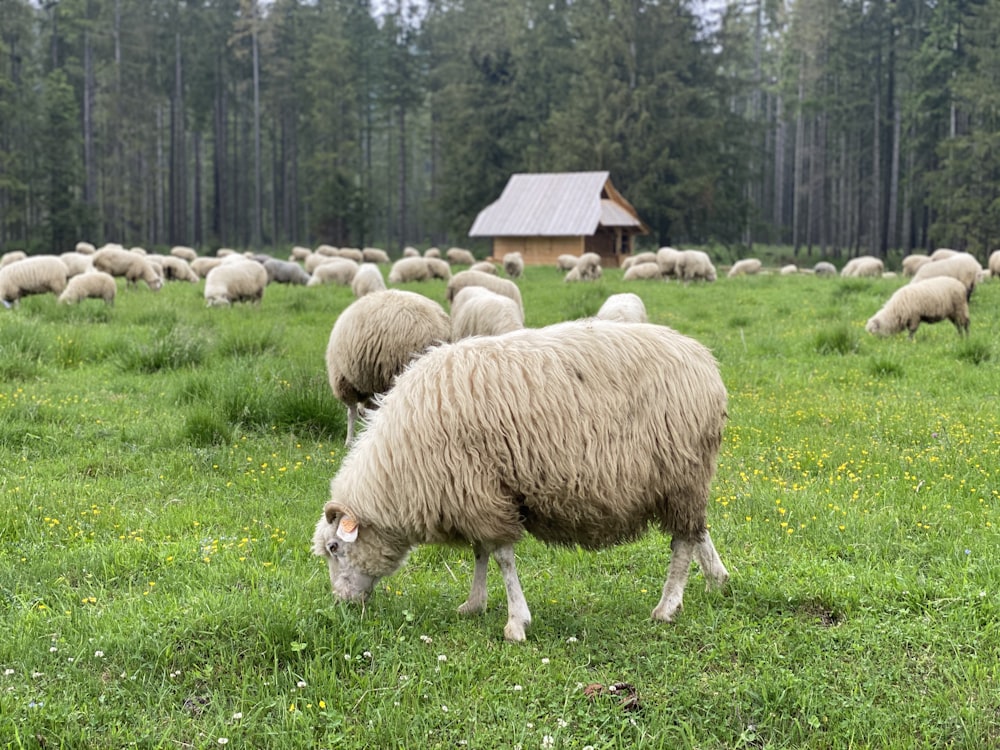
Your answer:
[621,252,658,271]
[170,245,198,262]
[990,250,1000,278]
[623,262,663,281]
[813,261,837,277]
[313,320,730,642]
[468,261,498,275]
[655,246,681,277]
[564,252,602,282]
[866,276,969,340]
[450,285,524,339]
[595,292,648,323]
[264,258,311,285]
[675,250,717,282]
[204,259,268,306]
[92,246,163,290]
[727,258,762,277]
[445,247,477,266]
[388,256,432,283]
[307,258,359,287]
[901,254,932,277]
[445,269,523,312]
[0,255,68,306]
[351,263,387,298]
[840,256,884,277]
[556,254,579,271]
[324,289,451,445]
[910,252,983,300]
[502,251,524,279]
[362,247,391,264]
[57,271,117,306]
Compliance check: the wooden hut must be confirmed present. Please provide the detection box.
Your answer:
[468,171,649,268]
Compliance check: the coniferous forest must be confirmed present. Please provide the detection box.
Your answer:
[1,0,999,261]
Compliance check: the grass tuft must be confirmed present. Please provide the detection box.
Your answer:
[956,339,992,365]
[814,324,859,355]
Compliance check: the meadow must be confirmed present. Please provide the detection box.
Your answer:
[1,261,998,749]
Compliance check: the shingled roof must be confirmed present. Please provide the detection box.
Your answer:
[468,172,647,237]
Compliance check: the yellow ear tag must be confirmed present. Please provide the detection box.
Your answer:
[336,516,359,543]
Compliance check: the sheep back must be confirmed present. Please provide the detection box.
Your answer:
[0,255,68,304]
[595,292,648,323]
[727,258,762,277]
[446,269,523,311]
[450,286,525,339]
[351,263,387,298]
[388,256,432,283]
[910,252,982,299]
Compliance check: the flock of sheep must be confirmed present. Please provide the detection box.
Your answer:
[3,237,996,641]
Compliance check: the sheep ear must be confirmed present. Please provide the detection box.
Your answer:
[323,501,341,525]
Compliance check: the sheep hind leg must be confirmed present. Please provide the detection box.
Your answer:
[651,537,696,622]
[492,544,531,642]
[457,544,489,616]
[694,531,729,588]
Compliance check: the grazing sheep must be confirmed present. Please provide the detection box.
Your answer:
[216,248,238,257]
[780,264,798,275]
[315,244,339,257]
[58,271,117,306]
[675,250,717,282]
[1,250,27,268]
[621,252,658,271]
[304,252,337,274]
[866,277,970,340]
[445,269,523,312]
[191,256,224,278]
[335,247,363,263]
[595,292,647,323]
[655,246,681,277]
[425,258,452,281]
[468,261,498,275]
[564,252,602,282]
[264,258,311,285]
[204,259,268,306]
[424,247,441,259]
[325,289,451,445]
[840,256,884,278]
[74,241,97,254]
[290,246,313,262]
[362,247,392,265]
[0,255,68,306]
[148,255,199,283]
[388,256,433,284]
[502,251,524,279]
[930,248,957,261]
[910,252,983,300]
[351,263,387,298]
[313,320,730,642]
[813,261,837,277]
[623,262,664,281]
[556,254,579,271]
[446,247,477,266]
[308,258,359,287]
[990,250,1000,278]
[92,246,163,290]
[901,254,932,277]
[170,245,198,262]
[727,258,762,277]
[450,286,524,339]
[59,251,95,277]
[402,246,421,258]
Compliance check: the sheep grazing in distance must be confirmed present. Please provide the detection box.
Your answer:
[450,285,524,339]
[910,252,982,300]
[727,258,762,277]
[930,248,957,261]
[388,256,432,283]
[446,269,523,313]
[840,256,884,278]
[446,247,477,266]
[623,262,663,281]
[675,250,717,282]
[901,254,932,277]
[989,250,1000,277]
[325,289,451,445]
[290,246,313,262]
[780,264,798,275]
[59,252,95,277]
[191,256,224,278]
[313,320,730,642]
[595,292,647,323]
[402,246,421,258]
[351,263,387,298]
[75,241,97,255]
[308,258,359,287]
[337,247,364,263]
[362,247,391,264]
[556,254,579,271]
[502,251,524,279]
[468,261,498,275]
[425,257,452,281]
[424,247,441,258]
[813,261,837,277]
[655,246,681,277]
[1,250,27,268]
[264,258,311,285]
[621,252,658,271]
[148,255,199,283]
[0,255,68,306]
[204,259,268,306]
[58,271,117,306]
[170,245,198,262]
[92,246,163,290]
[564,252,602,282]
[315,244,339,257]
[866,276,969,340]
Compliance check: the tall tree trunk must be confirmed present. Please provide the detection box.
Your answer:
[792,65,805,255]
[213,58,227,246]
[251,6,262,250]
[397,103,407,251]
[773,94,785,234]
[170,31,186,244]
[193,130,202,246]
[871,45,882,257]
[83,28,96,210]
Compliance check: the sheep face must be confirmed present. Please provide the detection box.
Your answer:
[865,314,886,336]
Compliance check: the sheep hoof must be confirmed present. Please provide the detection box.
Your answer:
[503,620,528,642]
[651,600,682,623]
[457,599,486,616]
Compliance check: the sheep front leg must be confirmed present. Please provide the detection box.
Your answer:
[493,545,531,642]
[694,531,729,588]
[457,544,489,616]
[345,404,358,445]
[651,536,696,622]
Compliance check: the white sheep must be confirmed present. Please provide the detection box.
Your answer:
[866,276,969,340]
[315,244,339,256]
[990,250,1000,278]
[170,245,198,262]
[623,262,664,281]
[325,289,451,445]
[564,252,602,282]
[556,254,579,271]
[468,261,498,275]
[930,248,957,261]
[290,246,313,262]
[655,246,682,277]
[59,251,95,277]
[675,250,717,282]
[780,264,798,275]
[901,254,932,277]
[148,255,199,283]
[313,320,729,642]
[445,247,477,266]
[450,285,525,339]
[595,292,648,323]
[1,250,27,268]
[204,259,268,306]
[402,246,421,258]
[426,257,452,281]
[92,246,163,290]
[910,252,982,300]
[191,256,224,278]
[502,251,524,279]
[337,247,365,263]
[445,269,523,312]
[362,247,391,264]
[424,247,441,259]
[621,252,658,271]
[840,256,884,277]
[388,256,432,283]
[727,258,762,277]
[305,252,337,273]
[58,271,117,306]
[0,255,68,306]
[74,241,97,254]
[264,258,311,285]
[351,263,387,298]
[307,258,359,287]
[813,261,837,277]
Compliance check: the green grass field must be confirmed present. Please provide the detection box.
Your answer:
[1,263,998,748]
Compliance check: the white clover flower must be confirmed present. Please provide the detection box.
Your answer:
[217,739,229,746]
[94,651,104,658]
[566,636,578,644]
[420,635,433,644]
[297,681,307,688]
[541,657,550,665]
[542,735,555,749]
[437,654,447,662]
[512,684,523,692]
[232,712,243,720]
